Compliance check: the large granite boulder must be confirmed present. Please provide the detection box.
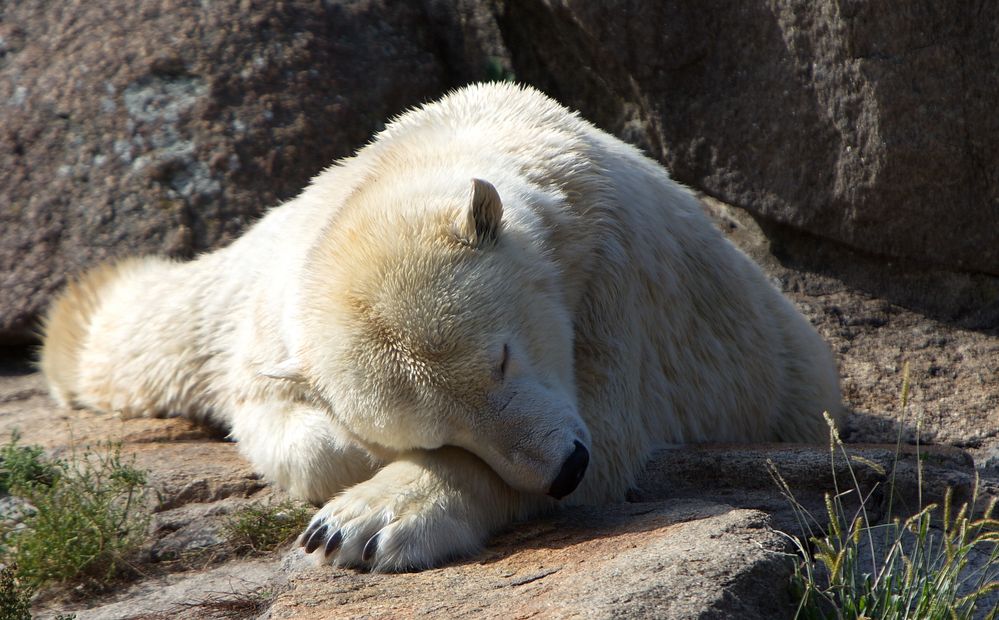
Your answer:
[3,0,997,343]
[497,0,999,276]
[0,0,501,343]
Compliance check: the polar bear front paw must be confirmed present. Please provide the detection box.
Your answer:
[298,450,509,572]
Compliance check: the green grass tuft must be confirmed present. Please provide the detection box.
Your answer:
[773,363,999,619]
[222,500,312,556]
[786,484,998,620]
[0,433,150,592]
[0,432,62,495]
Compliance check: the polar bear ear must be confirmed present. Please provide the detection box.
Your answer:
[260,357,306,383]
[459,178,503,247]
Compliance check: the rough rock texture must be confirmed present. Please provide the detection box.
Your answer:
[634,443,979,531]
[269,503,793,620]
[70,558,280,620]
[4,0,998,342]
[0,0,503,343]
[497,0,999,279]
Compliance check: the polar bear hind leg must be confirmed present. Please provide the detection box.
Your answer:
[40,257,180,414]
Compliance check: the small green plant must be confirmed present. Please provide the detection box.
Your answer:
[222,500,311,555]
[0,564,32,620]
[773,364,999,619]
[0,432,62,495]
[0,434,149,591]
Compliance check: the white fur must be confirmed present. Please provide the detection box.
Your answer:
[41,83,842,571]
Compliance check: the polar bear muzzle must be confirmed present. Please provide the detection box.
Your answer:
[454,379,592,499]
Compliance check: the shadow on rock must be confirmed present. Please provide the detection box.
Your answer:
[761,219,999,335]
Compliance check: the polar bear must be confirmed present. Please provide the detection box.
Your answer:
[41,83,841,572]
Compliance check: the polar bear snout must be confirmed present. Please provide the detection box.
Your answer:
[473,431,590,498]
[453,381,591,497]
[548,440,589,499]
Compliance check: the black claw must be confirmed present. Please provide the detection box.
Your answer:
[362,533,379,563]
[300,521,322,547]
[324,529,343,556]
[304,524,329,553]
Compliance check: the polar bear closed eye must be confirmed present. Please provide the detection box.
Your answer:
[41,82,841,572]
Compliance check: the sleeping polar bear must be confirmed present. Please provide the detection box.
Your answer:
[41,83,841,572]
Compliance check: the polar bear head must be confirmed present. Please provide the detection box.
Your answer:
[296,177,590,498]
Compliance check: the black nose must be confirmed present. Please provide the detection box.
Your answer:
[548,441,589,499]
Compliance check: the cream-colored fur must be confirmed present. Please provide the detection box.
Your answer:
[41,83,842,572]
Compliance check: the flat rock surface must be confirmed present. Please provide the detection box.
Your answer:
[68,558,280,620]
[269,502,792,620]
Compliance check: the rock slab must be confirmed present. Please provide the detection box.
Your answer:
[0,369,988,619]
[268,501,794,620]
[497,0,999,276]
[0,0,465,342]
[4,0,999,343]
